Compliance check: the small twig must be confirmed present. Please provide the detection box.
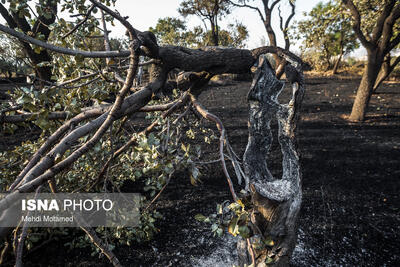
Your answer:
[144,171,174,211]
[0,238,10,265]
[247,238,256,266]
[189,93,238,201]
[62,5,95,39]
[16,185,43,267]
[74,213,122,267]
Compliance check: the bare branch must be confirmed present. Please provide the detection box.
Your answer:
[228,0,266,22]
[0,23,130,58]
[8,106,109,190]
[15,185,43,267]
[189,93,238,201]
[74,213,122,267]
[0,3,17,28]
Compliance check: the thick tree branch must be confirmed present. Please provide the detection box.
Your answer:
[0,23,131,58]
[371,0,397,43]
[341,0,374,50]
[0,4,17,28]
[379,4,400,53]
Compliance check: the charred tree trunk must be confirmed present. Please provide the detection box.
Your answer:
[238,56,305,266]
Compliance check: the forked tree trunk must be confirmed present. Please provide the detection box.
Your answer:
[238,56,305,266]
[373,55,391,92]
[373,55,400,92]
[349,50,382,121]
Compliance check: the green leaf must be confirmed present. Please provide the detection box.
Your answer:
[74,54,85,64]
[217,204,223,214]
[34,46,42,54]
[194,214,207,222]
[264,238,275,247]
[228,216,239,236]
[228,202,241,211]
[134,170,142,178]
[238,225,251,238]
[265,256,275,265]
[190,175,198,186]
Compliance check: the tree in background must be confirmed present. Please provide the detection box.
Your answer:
[341,0,400,121]
[229,0,296,65]
[294,1,358,73]
[179,0,231,46]
[149,17,191,47]
[150,17,248,48]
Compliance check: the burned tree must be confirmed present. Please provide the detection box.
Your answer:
[237,56,304,266]
[0,0,305,266]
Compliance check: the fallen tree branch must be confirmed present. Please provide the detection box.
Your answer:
[88,92,190,191]
[189,93,238,201]
[15,185,43,267]
[74,213,122,267]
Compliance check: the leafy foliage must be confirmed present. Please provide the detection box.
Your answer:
[293,1,358,70]
[179,0,232,46]
[0,33,30,77]
[0,0,219,257]
[149,16,248,48]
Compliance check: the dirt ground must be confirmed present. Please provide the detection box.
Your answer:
[3,73,400,266]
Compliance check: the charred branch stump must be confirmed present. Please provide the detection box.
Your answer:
[238,56,305,267]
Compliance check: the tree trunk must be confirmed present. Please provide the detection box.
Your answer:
[349,50,382,121]
[332,51,343,74]
[210,19,218,46]
[373,55,400,92]
[238,56,305,266]
[263,5,280,66]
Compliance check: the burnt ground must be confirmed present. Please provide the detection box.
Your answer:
[2,73,400,266]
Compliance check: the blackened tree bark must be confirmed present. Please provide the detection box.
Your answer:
[237,55,305,266]
[342,0,400,121]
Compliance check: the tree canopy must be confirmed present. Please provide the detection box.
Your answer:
[179,0,232,46]
[294,1,358,72]
[149,17,248,48]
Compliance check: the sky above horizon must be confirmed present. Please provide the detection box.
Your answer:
[113,0,326,50]
[0,0,365,57]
